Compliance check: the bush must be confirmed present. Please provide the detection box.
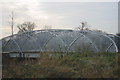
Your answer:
[2,52,119,78]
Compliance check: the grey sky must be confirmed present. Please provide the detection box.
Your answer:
[0,1,118,39]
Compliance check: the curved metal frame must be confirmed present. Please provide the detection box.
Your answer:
[43,31,67,50]
[32,31,56,51]
[3,32,43,53]
[20,33,43,52]
[2,34,19,49]
[2,38,11,51]
[67,31,99,52]
[67,34,83,52]
[2,30,118,53]
[3,36,23,54]
[12,38,23,54]
[106,43,113,52]
[43,35,55,50]
[90,32,118,52]
[102,34,118,52]
[85,32,104,51]
[29,31,57,51]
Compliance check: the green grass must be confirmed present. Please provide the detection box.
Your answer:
[2,52,119,78]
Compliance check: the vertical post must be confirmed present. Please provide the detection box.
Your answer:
[118,1,120,33]
[11,11,14,36]
[118,2,120,52]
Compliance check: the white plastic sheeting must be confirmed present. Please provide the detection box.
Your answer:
[2,29,119,54]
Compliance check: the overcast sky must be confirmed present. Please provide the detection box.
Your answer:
[0,0,118,39]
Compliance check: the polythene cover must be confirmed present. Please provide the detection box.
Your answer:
[2,29,119,53]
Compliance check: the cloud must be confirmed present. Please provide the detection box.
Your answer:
[0,1,118,39]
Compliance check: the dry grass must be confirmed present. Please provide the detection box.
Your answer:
[2,52,119,78]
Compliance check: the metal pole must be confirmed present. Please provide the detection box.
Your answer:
[11,11,14,36]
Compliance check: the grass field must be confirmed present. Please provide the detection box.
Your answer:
[2,52,120,78]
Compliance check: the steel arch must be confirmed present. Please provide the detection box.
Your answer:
[67,31,99,52]
[21,33,43,52]
[43,31,67,50]
[90,31,118,52]
[3,36,23,54]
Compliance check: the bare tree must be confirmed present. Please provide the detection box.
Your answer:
[17,22,36,33]
[75,22,90,30]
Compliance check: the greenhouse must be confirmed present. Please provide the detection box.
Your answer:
[1,29,120,57]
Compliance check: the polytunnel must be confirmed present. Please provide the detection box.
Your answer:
[1,29,120,58]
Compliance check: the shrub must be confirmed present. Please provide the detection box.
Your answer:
[2,52,119,78]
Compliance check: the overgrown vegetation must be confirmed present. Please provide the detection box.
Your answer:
[2,52,119,78]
